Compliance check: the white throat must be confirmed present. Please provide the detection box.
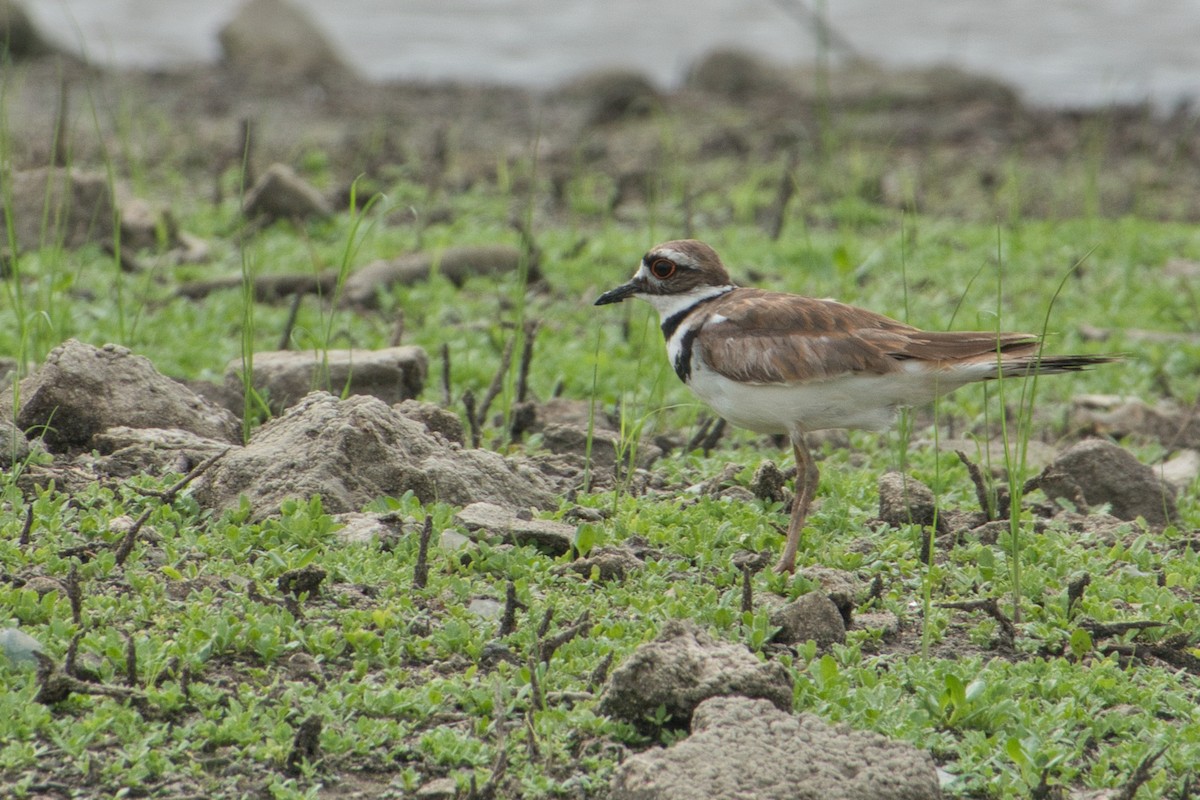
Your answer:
[640,284,734,320]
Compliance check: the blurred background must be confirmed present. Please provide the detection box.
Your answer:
[21,0,1200,111]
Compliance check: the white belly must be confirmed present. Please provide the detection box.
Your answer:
[686,361,963,434]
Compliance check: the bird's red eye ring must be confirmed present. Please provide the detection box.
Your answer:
[649,258,676,280]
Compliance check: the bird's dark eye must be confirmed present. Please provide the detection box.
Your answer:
[649,258,677,280]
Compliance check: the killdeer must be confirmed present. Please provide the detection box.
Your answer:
[595,239,1115,573]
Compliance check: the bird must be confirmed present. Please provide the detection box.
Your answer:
[595,239,1116,574]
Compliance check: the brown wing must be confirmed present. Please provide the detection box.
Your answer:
[695,289,1039,384]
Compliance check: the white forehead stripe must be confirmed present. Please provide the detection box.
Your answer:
[649,247,693,266]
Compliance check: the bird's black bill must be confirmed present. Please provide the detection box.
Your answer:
[594,282,638,305]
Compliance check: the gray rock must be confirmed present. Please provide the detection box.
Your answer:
[770,591,847,647]
[438,529,473,552]
[455,501,574,556]
[194,392,554,519]
[414,776,458,800]
[13,340,240,451]
[331,511,413,546]
[226,346,427,413]
[242,163,333,222]
[467,597,504,621]
[686,50,792,99]
[854,610,902,638]
[878,471,941,529]
[598,620,793,730]
[0,416,31,468]
[218,0,356,88]
[611,696,942,800]
[0,627,44,668]
[1035,439,1177,527]
[798,566,865,600]
[1159,449,1200,492]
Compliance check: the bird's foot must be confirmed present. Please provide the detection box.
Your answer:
[771,555,797,575]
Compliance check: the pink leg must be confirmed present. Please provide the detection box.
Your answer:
[774,432,818,574]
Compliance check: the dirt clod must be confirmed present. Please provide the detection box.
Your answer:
[195,392,555,518]
[610,696,942,800]
[598,620,792,731]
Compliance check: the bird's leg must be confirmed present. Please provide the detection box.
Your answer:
[774,432,819,574]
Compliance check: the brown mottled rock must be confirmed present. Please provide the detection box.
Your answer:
[13,340,240,451]
[1034,439,1177,527]
[195,392,553,519]
[770,591,847,647]
[611,696,942,800]
[225,346,427,413]
[242,163,332,222]
[599,620,792,730]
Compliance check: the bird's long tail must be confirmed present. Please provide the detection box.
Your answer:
[994,353,1120,379]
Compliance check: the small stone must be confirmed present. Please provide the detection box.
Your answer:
[770,591,847,647]
[1159,449,1199,492]
[878,471,942,529]
[555,546,642,581]
[414,776,458,800]
[467,597,504,621]
[1035,439,1177,527]
[455,502,574,556]
[0,628,44,668]
[853,610,902,637]
[242,163,332,222]
[438,529,473,552]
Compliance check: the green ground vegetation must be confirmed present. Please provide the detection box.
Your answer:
[2,64,1200,799]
